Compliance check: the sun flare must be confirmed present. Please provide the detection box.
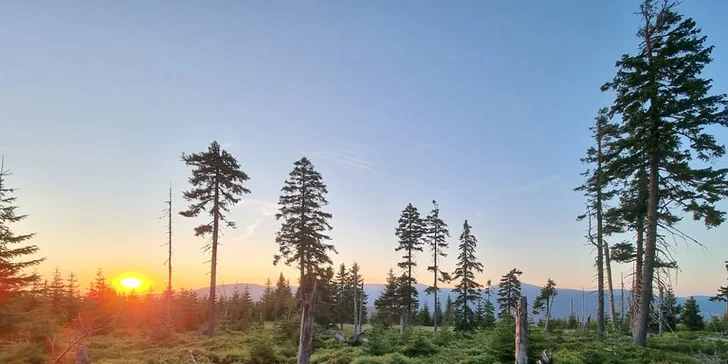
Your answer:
[113,272,151,293]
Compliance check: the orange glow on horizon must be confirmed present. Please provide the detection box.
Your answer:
[112,272,152,294]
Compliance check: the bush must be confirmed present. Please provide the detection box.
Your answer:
[364,327,393,356]
[247,330,282,364]
[0,343,45,364]
[399,329,437,357]
[432,328,459,347]
[310,347,363,364]
[385,352,411,364]
[352,356,386,364]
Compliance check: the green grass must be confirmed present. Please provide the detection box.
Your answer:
[5,323,727,364]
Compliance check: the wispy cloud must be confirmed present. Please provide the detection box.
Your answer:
[309,149,376,172]
[504,174,561,193]
[239,218,264,240]
[235,198,278,241]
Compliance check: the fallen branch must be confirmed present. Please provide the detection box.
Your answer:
[189,350,198,364]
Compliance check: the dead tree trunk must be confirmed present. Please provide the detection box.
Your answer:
[297,280,317,364]
[605,242,617,331]
[357,280,364,334]
[515,297,529,364]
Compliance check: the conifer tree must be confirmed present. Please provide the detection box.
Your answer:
[273,273,294,320]
[66,271,80,319]
[602,0,728,345]
[48,266,65,314]
[451,220,483,332]
[417,302,433,326]
[0,157,43,302]
[709,261,728,319]
[394,203,425,330]
[661,287,681,332]
[260,278,274,321]
[334,263,351,329]
[433,296,444,328]
[373,269,400,327]
[532,278,558,332]
[179,141,250,336]
[424,200,450,332]
[680,296,705,331]
[576,109,619,338]
[350,262,364,335]
[483,280,496,328]
[497,268,523,319]
[273,157,334,364]
[444,295,455,327]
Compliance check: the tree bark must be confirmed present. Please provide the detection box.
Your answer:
[515,297,529,364]
[595,122,606,339]
[207,179,220,336]
[634,153,659,346]
[544,296,552,333]
[605,243,617,331]
[297,279,317,364]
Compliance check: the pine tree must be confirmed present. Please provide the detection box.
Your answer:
[497,268,523,319]
[66,271,80,319]
[483,280,496,328]
[473,300,486,329]
[179,141,251,336]
[451,220,483,332]
[350,262,364,335]
[314,266,336,327]
[48,266,65,314]
[273,157,334,364]
[661,287,681,332]
[373,269,400,327]
[240,286,255,330]
[532,278,558,332]
[334,263,351,329]
[601,0,728,345]
[260,278,274,321]
[709,261,728,319]
[0,157,43,302]
[576,109,619,338]
[394,203,425,330]
[680,296,704,331]
[444,295,455,327]
[273,273,294,320]
[417,302,433,326]
[424,200,450,332]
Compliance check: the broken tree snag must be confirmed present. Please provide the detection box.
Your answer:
[537,350,554,364]
[515,296,529,364]
[75,344,90,364]
[297,279,317,364]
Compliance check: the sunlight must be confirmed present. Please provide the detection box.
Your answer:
[112,272,151,293]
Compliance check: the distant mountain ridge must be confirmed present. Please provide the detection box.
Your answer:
[195,282,726,319]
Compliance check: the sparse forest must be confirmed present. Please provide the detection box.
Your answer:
[2,1,728,363]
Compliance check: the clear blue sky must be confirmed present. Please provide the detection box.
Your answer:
[2,0,727,295]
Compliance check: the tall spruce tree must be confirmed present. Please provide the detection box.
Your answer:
[334,263,351,329]
[602,0,728,345]
[394,203,425,330]
[576,108,619,338]
[48,267,65,314]
[0,157,43,303]
[373,269,401,327]
[424,200,450,332]
[179,141,250,336]
[273,273,294,320]
[497,268,523,319]
[681,296,705,331]
[709,260,728,319]
[273,157,334,364]
[451,220,483,332]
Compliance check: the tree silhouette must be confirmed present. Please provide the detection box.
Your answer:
[394,203,425,330]
[451,220,483,332]
[602,0,728,345]
[0,157,43,303]
[179,141,250,336]
[424,200,450,332]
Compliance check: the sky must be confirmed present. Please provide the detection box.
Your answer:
[1,0,727,297]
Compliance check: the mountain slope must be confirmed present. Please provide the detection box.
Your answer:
[195,282,726,319]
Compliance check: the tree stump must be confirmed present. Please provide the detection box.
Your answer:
[515,297,528,364]
[75,344,90,364]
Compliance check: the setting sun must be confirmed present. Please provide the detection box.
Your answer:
[112,272,151,293]
[121,276,142,290]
